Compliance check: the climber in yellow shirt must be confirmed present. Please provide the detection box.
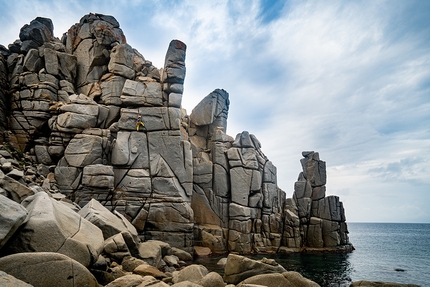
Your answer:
[136,114,145,131]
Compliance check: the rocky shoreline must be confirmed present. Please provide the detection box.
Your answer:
[0,13,419,287]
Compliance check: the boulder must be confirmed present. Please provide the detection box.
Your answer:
[137,240,164,267]
[0,271,33,287]
[78,198,139,241]
[121,79,163,107]
[133,264,167,279]
[0,173,34,203]
[172,264,209,284]
[163,255,179,267]
[171,282,203,287]
[3,192,104,267]
[0,252,99,287]
[63,134,104,167]
[0,194,28,249]
[223,254,286,285]
[237,272,320,287]
[108,44,135,79]
[193,246,211,257]
[122,256,148,272]
[104,274,147,287]
[19,17,53,47]
[81,164,114,189]
[198,272,225,287]
[171,247,193,261]
[103,233,131,262]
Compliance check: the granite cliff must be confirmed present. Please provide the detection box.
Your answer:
[0,14,353,256]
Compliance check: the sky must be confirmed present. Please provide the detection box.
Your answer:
[0,0,429,223]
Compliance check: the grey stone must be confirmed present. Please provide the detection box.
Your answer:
[163,40,186,84]
[171,247,193,261]
[23,48,43,72]
[19,17,53,45]
[6,169,24,180]
[78,198,139,242]
[0,270,33,287]
[172,264,209,284]
[0,173,34,203]
[0,195,28,249]
[58,51,77,82]
[108,44,135,79]
[137,240,164,267]
[121,79,163,107]
[3,192,104,267]
[229,203,251,220]
[223,254,286,284]
[146,202,194,232]
[34,145,52,165]
[0,252,99,287]
[103,233,131,262]
[322,219,340,247]
[237,272,319,287]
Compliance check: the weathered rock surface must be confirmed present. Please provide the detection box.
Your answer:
[2,192,104,267]
[0,252,99,287]
[223,254,286,285]
[0,13,353,262]
[0,270,34,287]
[172,264,209,284]
[237,272,320,287]
[198,272,225,287]
[0,194,28,249]
[78,198,139,243]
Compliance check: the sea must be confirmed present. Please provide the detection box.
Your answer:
[194,223,430,287]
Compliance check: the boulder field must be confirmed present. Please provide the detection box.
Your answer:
[1,12,417,287]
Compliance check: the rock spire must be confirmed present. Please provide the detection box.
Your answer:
[0,13,353,255]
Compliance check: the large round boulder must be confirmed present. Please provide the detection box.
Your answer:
[237,272,320,287]
[0,252,99,287]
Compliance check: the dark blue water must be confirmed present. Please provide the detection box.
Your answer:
[194,223,430,286]
[347,222,430,286]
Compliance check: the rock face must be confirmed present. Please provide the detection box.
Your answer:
[0,13,353,255]
[282,151,353,252]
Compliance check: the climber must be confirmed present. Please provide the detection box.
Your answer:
[136,114,145,131]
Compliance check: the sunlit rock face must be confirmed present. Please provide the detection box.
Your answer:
[0,13,353,254]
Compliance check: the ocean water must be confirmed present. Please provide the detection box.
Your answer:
[194,223,430,287]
